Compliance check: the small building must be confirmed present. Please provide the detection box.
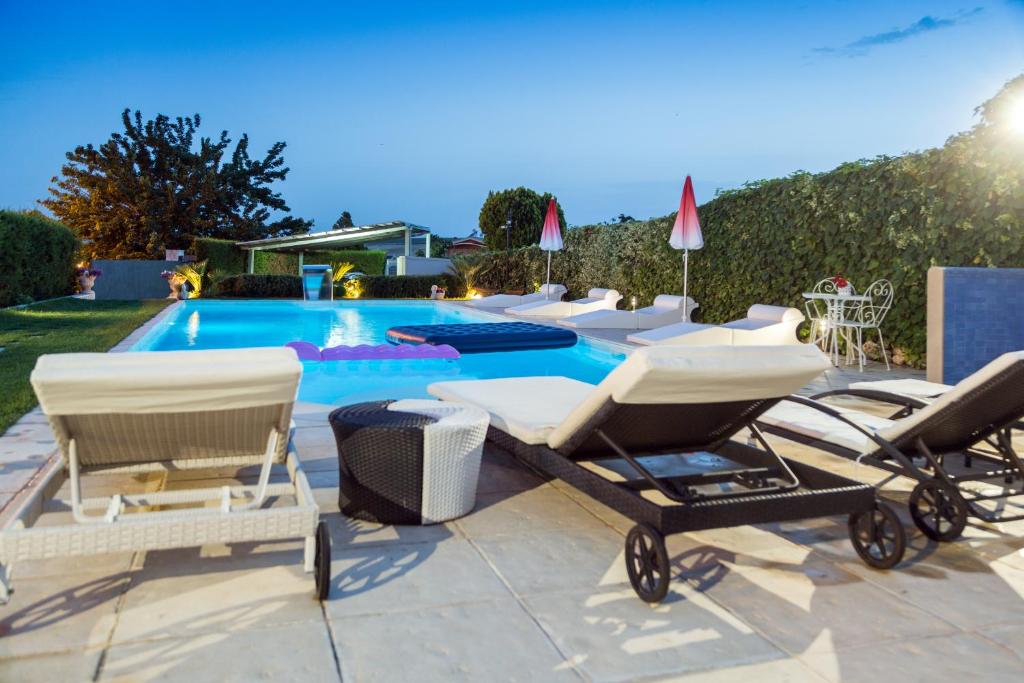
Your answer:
[447,235,485,257]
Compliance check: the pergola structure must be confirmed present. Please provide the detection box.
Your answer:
[236,221,433,273]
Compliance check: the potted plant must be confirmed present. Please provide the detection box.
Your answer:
[831,275,852,296]
[161,270,186,299]
[77,267,102,294]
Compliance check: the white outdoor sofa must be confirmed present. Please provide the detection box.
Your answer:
[0,348,331,602]
[628,305,804,346]
[467,283,567,309]
[506,288,622,318]
[557,295,698,330]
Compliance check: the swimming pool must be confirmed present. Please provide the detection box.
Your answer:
[132,300,628,405]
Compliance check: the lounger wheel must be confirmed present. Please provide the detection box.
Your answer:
[909,480,968,542]
[314,521,331,600]
[848,503,905,570]
[625,524,671,603]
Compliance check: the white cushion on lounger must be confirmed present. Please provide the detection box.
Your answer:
[874,351,1024,444]
[758,401,894,454]
[547,345,830,449]
[848,378,952,398]
[427,376,594,444]
[31,348,301,415]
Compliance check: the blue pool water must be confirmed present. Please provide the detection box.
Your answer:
[132,300,627,405]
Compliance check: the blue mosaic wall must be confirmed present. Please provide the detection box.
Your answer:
[942,267,1024,383]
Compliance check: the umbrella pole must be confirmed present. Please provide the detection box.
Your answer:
[546,250,552,288]
[682,249,689,316]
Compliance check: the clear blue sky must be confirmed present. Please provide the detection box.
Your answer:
[1,1,1021,237]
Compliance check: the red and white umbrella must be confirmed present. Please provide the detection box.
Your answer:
[669,176,703,314]
[539,197,563,288]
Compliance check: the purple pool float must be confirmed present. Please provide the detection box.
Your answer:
[285,341,460,361]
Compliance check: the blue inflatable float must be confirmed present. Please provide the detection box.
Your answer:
[386,322,577,353]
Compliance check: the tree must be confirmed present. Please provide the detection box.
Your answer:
[333,211,354,230]
[478,187,566,251]
[614,213,635,224]
[41,109,312,259]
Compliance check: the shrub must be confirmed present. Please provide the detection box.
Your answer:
[0,210,78,307]
[215,274,302,298]
[253,249,386,276]
[354,274,466,299]
[193,237,246,276]
[479,187,565,250]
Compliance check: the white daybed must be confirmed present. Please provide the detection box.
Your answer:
[467,283,566,309]
[557,295,698,330]
[506,288,622,319]
[628,305,804,346]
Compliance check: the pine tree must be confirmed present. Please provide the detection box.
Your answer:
[332,211,354,230]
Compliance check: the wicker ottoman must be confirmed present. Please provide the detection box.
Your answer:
[329,399,489,525]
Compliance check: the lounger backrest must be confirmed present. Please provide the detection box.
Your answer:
[547,345,830,458]
[587,288,621,303]
[540,284,567,299]
[31,348,301,468]
[651,295,687,311]
[875,351,1024,454]
[746,305,804,323]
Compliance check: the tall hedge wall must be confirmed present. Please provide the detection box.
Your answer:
[0,211,79,307]
[474,77,1024,367]
[252,249,386,276]
[193,237,246,276]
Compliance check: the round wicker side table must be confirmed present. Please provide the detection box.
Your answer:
[329,399,489,525]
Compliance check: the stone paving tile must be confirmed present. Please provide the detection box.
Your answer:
[978,621,1024,656]
[681,554,958,656]
[324,537,510,618]
[112,553,323,644]
[474,527,630,596]
[523,585,786,682]
[99,620,340,683]
[799,632,1024,682]
[0,647,103,683]
[476,446,547,495]
[655,657,827,682]
[456,486,609,539]
[331,597,578,682]
[0,571,128,658]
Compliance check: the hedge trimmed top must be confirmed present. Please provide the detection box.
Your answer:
[0,210,78,307]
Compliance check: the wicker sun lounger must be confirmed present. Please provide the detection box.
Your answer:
[757,351,1024,542]
[0,348,331,602]
[429,345,905,603]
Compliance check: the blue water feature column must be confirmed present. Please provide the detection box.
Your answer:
[302,265,333,301]
[927,266,1024,383]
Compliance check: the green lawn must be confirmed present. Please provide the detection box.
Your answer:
[0,299,172,433]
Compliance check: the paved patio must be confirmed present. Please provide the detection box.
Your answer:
[1,308,1023,681]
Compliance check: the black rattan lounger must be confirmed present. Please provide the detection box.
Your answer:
[429,345,905,603]
[757,351,1024,542]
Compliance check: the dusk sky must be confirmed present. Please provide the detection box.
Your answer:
[1,1,1022,237]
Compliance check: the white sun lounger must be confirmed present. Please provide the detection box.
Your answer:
[467,283,566,309]
[0,348,331,602]
[557,295,698,329]
[628,305,804,346]
[506,288,622,318]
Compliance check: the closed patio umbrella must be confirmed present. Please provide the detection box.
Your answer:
[539,197,563,289]
[669,176,703,314]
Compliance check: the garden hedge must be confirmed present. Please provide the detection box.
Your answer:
[355,274,466,299]
[473,77,1024,367]
[0,210,78,307]
[215,274,303,298]
[253,249,386,276]
[192,237,246,276]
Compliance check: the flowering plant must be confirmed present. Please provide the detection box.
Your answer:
[160,270,179,280]
[830,275,849,288]
[77,267,102,278]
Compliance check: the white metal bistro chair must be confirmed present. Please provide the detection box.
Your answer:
[805,278,856,348]
[841,279,895,371]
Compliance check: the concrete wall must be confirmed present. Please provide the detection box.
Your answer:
[91,260,173,300]
[396,256,452,276]
[927,266,1024,383]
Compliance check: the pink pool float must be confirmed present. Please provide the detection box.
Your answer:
[286,341,460,361]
